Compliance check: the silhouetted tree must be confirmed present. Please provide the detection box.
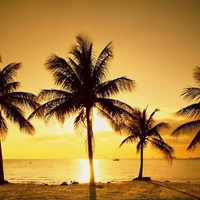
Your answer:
[172,66,200,151]
[0,61,38,184]
[29,34,136,186]
[119,107,174,180]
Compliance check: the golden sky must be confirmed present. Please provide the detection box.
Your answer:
[0,0,200,159]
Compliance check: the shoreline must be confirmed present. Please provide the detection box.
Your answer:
[0,180,200,200]
[3,179,200,185]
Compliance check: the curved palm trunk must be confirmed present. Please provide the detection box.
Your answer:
[0,139,5,184]
[86,107,95,186]
[138,143,144,179]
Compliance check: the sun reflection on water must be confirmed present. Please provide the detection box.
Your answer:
[79,159,99,183]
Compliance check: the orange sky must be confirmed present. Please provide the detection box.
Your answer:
[0,0,200,159]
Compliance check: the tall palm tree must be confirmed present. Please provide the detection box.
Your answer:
[119,107,174,180]
[172,66,200,151]
[29,34,136,186]
[0,61,39,184]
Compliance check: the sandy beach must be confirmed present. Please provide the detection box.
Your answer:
[0,180,200,200]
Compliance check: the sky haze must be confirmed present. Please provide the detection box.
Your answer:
[0,0,200,159]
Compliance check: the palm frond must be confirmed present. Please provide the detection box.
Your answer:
[28,102,49,121]
[96,77,136,98]
[76,34,93,54]
[154,122,171,131]
[138,108,150,134]
[136,142,140,154]
[95,98,135,132]
[136,140,147,153]
[147,122,170,139]
[37,100,72,124]
[29,90,79,124]
[96,106,122,132]
[43,95,78,122]
[0,82,20,94]
[19,119,35,135]
[187,130,200,151]
[69,37,95,95]
[93,42,113,83]
[45,55,80,91]
[175,66,200,152]
[194,66,200,84]
[176,103,200,119]
[70,46,83,66]
[97,108,122,132]
[119,135,138,148]
[172,119,200,151]
[46,54,68,73]
[1,63,21,83]
[6,92,39,110]
[2,102,35,135]
[84,128,95,156]
[71,34,93,70]
[0,61,38,139]
[172,120,200,136]
[181,87,200,101]
[145,108,159,131]
[37,89,72,102]
[0,112,8,140]
[150,137,174,163]
[96,98,134,119]
[73,108,86,131]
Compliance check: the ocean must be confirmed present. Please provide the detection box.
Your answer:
[3,159,200,185]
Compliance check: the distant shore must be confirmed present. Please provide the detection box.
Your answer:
[0,180,200,200]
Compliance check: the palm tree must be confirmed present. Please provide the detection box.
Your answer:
[172,66,200,151]
[0,61,39,184]
[29,34,136,186]
[119,107,174,180]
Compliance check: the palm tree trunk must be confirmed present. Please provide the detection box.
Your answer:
[86,107,95,186]
[0,139,5,184]
[138,143,144,179]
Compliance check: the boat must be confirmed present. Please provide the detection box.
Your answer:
[113,151,120,161]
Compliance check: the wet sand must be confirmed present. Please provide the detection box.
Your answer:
[0,180,200,200]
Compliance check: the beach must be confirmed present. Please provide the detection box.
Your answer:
[0,181,200,200]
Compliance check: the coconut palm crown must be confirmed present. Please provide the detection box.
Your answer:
[0,60,39,184]
[29,34,136,186]
[119,107,174,179]
[172,66,200,151]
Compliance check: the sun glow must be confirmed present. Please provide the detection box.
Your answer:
[93,110,112,132]
[60,110,112,134]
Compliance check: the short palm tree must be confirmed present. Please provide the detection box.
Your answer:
[172,66,200,151]
[29,34,136,186]
[119,107,174,180]
[0,61,39,184]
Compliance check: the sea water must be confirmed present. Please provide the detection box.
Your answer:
[3,159,200,185]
